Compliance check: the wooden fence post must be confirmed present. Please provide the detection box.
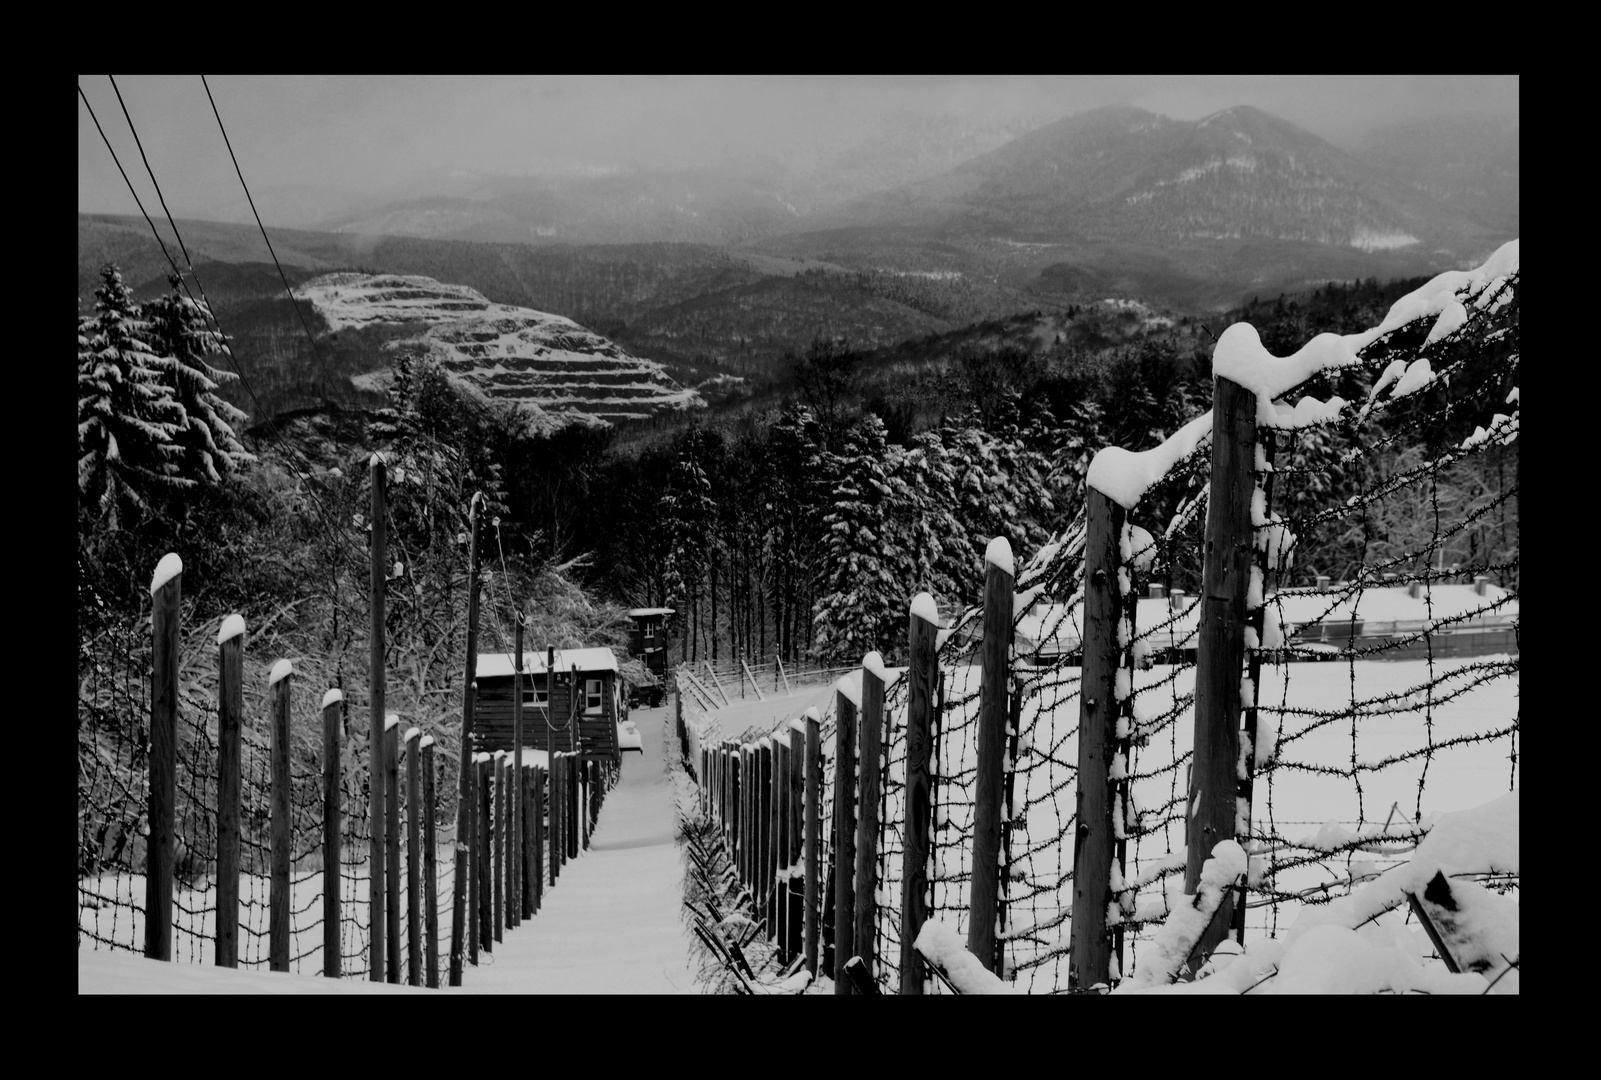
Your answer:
[805,712,821,977]
[448,492,483,986]
[787,720,805,962]
[511,617,524,929]
[216,612,244,970]
[764,739,778,941]
[479,754,492,952]
[405,727,422,986]
[468,750,480,964]
[368,455,387,983]
[422,736,438,988]
[322,687,342,979]
[855,655,886,987]
[1186,376,1257,971]
[534,766,546,906]
[452,751,471,981]
[385,715,401,982]
[1072,489,1123,990]
[968,537,1014,974]
[775,734,790,960]
[833,686,858,993]
[901,595,938,993]
[144,553,181,962]
[494,750,505,943]
[268,660,294,973]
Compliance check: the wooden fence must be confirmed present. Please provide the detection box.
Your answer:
[82,465,621,985]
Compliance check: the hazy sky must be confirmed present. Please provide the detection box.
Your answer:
[78,75,1517,222]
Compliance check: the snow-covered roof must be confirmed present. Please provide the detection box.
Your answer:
[1270,583,1517,628]
[477,648,619,679]
[627,608,675,618]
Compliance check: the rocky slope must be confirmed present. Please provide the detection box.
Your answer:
[294,272,703,428]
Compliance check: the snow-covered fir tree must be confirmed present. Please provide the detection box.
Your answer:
[659,425,718,657]
[144,272,255,485]
[77,264,188,530]
[813,413,903,662]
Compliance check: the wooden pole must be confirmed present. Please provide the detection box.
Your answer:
[1186,377,1256,971]
[512,618,524,927]
[322,687,342,979]
[451,755,470,983]
[385,717,401,982]
[494,751,505,942]
[467,752,477,966]
[1072,491,1123,989]
[805,713,821,977]
[405,728,422,986]
[422,737,439,988]
[479,755,492,952]
[144,554,181,962]
[268,662,293,973]
[368,456,387,982]
[901,596,938,993]
[968,537,1014,974]
[522,764,535,918]
[775,735,790,960]
[833,688,857,993]
[787,722,805,962]
[216,614,244,969]
[550,752,562,882]
[448,492,483,985]
[1234,434,1276,947]
[855,658,885,987]
[534,766,546,905]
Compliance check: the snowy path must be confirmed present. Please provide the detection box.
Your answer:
[459,704,700,994]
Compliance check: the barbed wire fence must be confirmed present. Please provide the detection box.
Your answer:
[683,251,1518,993]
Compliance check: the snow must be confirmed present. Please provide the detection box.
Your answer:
[477,648,619,678]
[419,735,435,750]
[862,651,893,687]
[150,552,182,595]
[217,613,246,645]
[1121,840,1246,988]
[913,919,1018,994]
[404,727,421,743]
[985,535,1014,576]
[1086,410,1213,510]
[321,688,343,709]
[910,591,941,625]
[267,659,293,685]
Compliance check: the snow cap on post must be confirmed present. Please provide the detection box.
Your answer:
[405,726,421,743]
[984,536,1014,577]
[862,651,890,684]
[804,706,822,722]
[321,688,343,709]
[910,592,940,626]
[384,712,400,730]
[419,735,435,750]
[369,451,385,469]
[268,659,294,685]
[217,613,246,646]
[150,552,183,595]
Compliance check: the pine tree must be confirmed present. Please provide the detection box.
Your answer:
[813,413,901,662]
[145,272,255,486]
[77,264,187,531]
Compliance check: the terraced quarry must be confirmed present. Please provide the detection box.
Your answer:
[294,273,703,427]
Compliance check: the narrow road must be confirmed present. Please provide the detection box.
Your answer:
[461,704,700,993]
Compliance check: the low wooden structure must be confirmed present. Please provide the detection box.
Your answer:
[475,648,622,763]
[626,607,674,706]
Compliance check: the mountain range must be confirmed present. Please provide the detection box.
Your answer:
[78,103,1517,429]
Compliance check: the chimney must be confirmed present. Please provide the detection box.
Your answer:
[1315,574,1330,591]
[1475,575,1490,596]
[1148,583,1166,599]
[1170,589,1186,611]
[1408,581,1423,599]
